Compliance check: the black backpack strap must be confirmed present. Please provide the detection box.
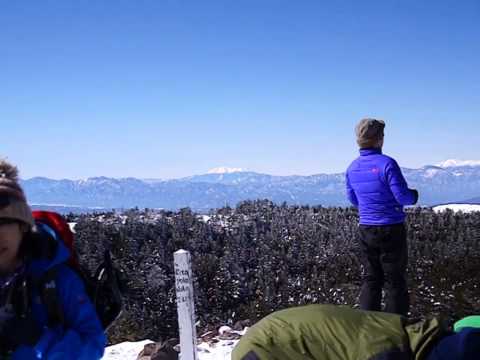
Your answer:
[38,267,65,328]
[0,275,43,353]
[91,250,124,330]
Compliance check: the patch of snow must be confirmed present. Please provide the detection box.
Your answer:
[103,328,249,360]
[424,168,441,178]
[196,339,240,360]
[433,204,480,213]
[68,222,77,233]
[102,340,154,360]
[198,215,212,223]
[437,159,480,168]
[103,339,240,360]
[207,167,246,174]
[218,326,233,335]
[142,178,165,184]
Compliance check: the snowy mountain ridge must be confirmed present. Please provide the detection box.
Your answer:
[437,159,480,168]
[207,167,247,174]
[21,161,480,211]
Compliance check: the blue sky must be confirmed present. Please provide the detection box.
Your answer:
[1,0,479,179]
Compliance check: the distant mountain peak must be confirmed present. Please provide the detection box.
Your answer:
[207,167,246,174]
[21,161,480,211]
[437,159,480,168]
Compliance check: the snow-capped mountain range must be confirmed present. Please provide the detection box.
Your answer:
[21,160,480,212]
[436,159,480,168]
[207,167,247,174]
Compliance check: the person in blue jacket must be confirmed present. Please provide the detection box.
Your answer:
[346,119,419,316]
[0,159,106,359]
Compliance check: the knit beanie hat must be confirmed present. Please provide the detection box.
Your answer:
[355,118,385,148]
[0,160,34,228]
[426,328,480,360]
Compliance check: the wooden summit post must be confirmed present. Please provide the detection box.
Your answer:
[174,250,199,360]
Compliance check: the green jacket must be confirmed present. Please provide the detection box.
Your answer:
[232,305,449,360]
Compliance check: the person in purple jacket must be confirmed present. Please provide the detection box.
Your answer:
[346,119,419,316]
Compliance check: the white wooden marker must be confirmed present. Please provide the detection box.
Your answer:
[174,249,199,360]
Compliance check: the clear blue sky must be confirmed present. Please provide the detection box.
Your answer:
[1,0,479,179]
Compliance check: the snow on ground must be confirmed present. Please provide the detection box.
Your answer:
[198,215,212,223]
[102,328,248,360]
[433,204,480,213]
[102,340,155,360]
[102,339,239,360]
[68,222,77,233]
[196,339,240,360]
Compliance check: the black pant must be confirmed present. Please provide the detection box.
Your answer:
[358,223,409,316]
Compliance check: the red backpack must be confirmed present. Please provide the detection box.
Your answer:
[32,211,79,268]
[31,211,124,330]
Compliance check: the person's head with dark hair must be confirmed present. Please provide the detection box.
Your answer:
[355,118,385,149]
[0,159,34,275]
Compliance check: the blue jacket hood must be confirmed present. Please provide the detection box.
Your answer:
[26,223,71,277]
